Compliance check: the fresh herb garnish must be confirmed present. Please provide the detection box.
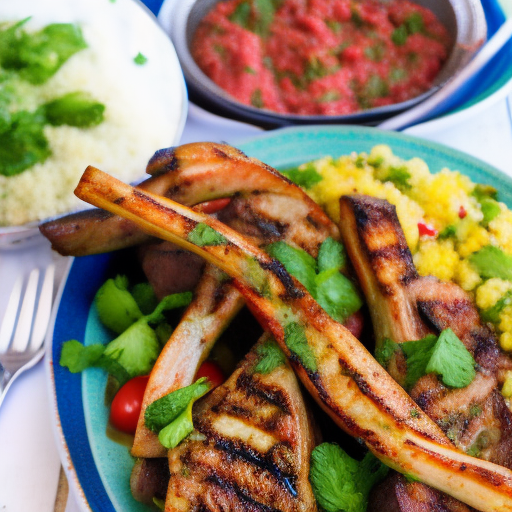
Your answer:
[134,52,148,65]
[43,91,105,127]
[280,163,323,189]
[469,245,512,281]
[145,378,211,449]
[254,338,287,374]
[187,223,228,247]
[284,321,317,372]
[309,443,389,512]
[375,337,400,369]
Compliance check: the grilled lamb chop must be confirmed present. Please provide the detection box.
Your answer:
[338,194,512,512]
[165,334,317,512]
[74,167,512,512]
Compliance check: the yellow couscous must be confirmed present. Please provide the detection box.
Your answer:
[290,145,512,373]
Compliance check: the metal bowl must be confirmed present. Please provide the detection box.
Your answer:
[161,0,487,128]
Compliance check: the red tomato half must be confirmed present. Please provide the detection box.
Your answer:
[196,361,225,388]
[110,375,149,435]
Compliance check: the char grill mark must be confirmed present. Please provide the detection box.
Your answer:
[339,194,512,510]
[146,147,179,175]
[165,339,317,511]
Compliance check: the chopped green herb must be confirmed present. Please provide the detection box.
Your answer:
[392,25,408,46]
[317,90,341,103]
[0,109,50,176]
[60,340,105,373]
[229,1,251,28]
[309,443,389,512]
[469,245,512,281]
[131,282,159,315]
[0,22,88,84]
[469,404,482,417]
[317,237,347,273]
[244,65,257,74]
[254,338,287,374]
[363,75,389,99]
[438,225,457,240]
[134,52,147,65]
[379,165,411,191]
[351,9,364,28]
[284,321,317,372]
[326,20,342,34]
[481,290,512,324]
[364,43,385,62]
[253,0,277,37]
[280,163,323,189]
[43,91,105,128]
[188,223,228,247]
[480,197,501,226]
[472,183,498,201]
[375,337,400,368]
[389,68,407,84]
[405,13,424,34]
[410,408,420,418]
[266,241,317,293]
[145,378,211,449]
[250,88,264,108]
[426,329,476,388]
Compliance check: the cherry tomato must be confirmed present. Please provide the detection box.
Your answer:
[109,375,149,435]
[417,222,438,237]
[458,206,467,219]
[196,198,231,214]
[196,361,225,388]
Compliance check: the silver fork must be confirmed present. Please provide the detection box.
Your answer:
[0,264,55,408]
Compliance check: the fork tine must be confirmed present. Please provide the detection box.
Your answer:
[11,268,40,352]
[0,275,23,353]
[29,264,55,352]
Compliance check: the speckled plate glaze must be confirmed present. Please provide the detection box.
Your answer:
[46,125,512,511]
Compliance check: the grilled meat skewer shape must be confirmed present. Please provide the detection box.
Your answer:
[74,166,512,512]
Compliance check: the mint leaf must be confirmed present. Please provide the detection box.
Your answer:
[188,223,228,247]
[425,328,476,388]
[254,338,286,374]
[145,378,211,433]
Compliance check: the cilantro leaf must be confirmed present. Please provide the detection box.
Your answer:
[134,52,147,65]
[425,329,476,388]
[95,275,143,334]
[315,269,363,323]
[401,334,437,389]
[254,337,287,374]
[469,245,512,281]
[266,241,317,293]
[309,443,388,512]
[402,330,476,389]
[145,377,211,449]
[188,223,228,246]
[230,2,251,28]
[481,290,512,324]
[480,198,501,226]
[280,163,323,189]
[284,321,317,372]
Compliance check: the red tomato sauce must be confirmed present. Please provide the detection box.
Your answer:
[192,0,450,116]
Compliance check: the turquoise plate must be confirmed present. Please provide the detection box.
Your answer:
[47,125,512,511]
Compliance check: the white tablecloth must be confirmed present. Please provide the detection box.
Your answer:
[1,96,512,511]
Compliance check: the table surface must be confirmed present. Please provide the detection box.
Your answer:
[1,17,512,512]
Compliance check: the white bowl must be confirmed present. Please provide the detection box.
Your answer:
[0,0,188,248]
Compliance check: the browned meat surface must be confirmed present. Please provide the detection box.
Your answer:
[165,335,317,512]
[130,458,170,505]
[40,142,334,256]
[339,194,512,511]
[137,241,204,300]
